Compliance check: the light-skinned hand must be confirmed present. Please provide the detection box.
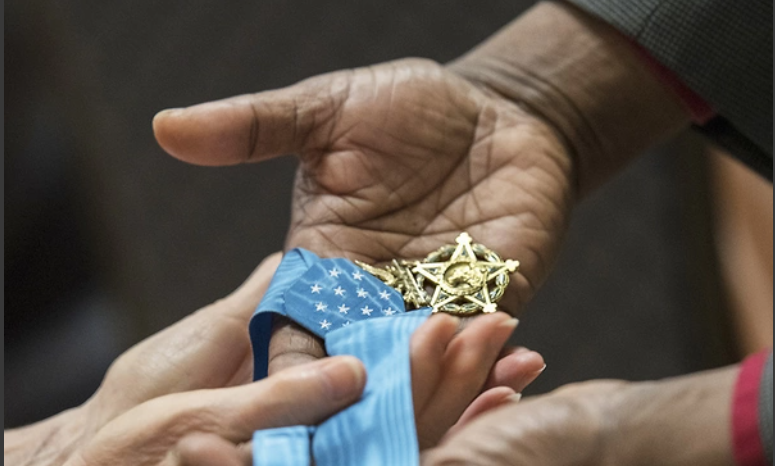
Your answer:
[5,253,544,466]
[421,367,738,466]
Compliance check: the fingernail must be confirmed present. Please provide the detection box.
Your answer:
[154,108,184,120]
[507,393,523,403]
[321,357,366,402]
[533,363,547,375]
[498,318,519,330]
[152,110,178,127]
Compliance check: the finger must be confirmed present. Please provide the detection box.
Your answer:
[217,252,283,321]
[72,357,366,466]
[230,355,366,434]
[415,312,518,448]
[177,433,250,466]
[153,72,351,166]
[420,402,522,466]
[483,347,546,393]
[410,313,461,415]
[125,357,363,443]
[421,445,492,466]
[448,387,518,437]
[92,253,283,424]
[267,317,327,375]
[422,382,618,466]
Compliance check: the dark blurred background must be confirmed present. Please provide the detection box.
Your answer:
[6,0,771,428]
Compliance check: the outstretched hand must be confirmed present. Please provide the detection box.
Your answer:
[153,59,574,374]
[180,311,546,466]
[421,367,738,466]
[6,253,545,466]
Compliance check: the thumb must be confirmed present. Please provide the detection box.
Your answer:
[177,433,250,466]
[152,71,351,166]
[212,355,367,439]
[70,357,367,466]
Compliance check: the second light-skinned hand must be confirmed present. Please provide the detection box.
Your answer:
[421,367,738,466]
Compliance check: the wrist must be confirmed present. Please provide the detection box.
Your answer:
[5,406,88,466]
[449,1,692,195]
[609,367,737,466]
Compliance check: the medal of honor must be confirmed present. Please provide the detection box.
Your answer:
[357,232,519,316]
[250,232,520,465]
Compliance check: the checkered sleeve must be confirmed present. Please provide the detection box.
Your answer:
[566,0,772,180]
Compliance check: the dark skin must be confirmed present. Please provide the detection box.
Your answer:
[154,58,574,374]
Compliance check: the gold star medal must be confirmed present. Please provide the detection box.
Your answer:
[357,232,519,316]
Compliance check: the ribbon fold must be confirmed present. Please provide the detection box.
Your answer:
[250,249,429,466]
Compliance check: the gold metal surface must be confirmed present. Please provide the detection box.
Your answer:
[357,232,519,316]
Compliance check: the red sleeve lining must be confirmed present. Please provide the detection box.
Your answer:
[622,36,715,125]
[733,350,770,466]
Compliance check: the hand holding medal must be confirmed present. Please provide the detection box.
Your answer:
[234,237,537,465]
[153,58,573,375]
[153,58,570,465]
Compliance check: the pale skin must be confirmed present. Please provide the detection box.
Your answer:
[3,253,545,466]
[421,368,738,466]
[152,1,748,464]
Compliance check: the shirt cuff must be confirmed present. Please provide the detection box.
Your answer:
[733,350,771,466]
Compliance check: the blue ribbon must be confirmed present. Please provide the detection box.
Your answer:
[252,426,314,466]
[249,249,429,466]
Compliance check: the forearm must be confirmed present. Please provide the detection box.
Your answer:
[5,407,86,466]
[609,366,737,466]
[450,1,692,195]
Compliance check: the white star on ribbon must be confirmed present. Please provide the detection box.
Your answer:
[320,320,332,330]
[310,284,322,294]
[334,286,346,297]
[361,306,374,316]
[382,308,396,316]
[329,268,341,278]
[338,304,350,314]
[379,290,391,300]
[315,302,328,312]
[356,288,369,298]
[352,271,364,280]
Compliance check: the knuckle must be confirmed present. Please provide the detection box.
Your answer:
[174,408,221,434]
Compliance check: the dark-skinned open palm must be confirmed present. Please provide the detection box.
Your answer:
[153,58,573,376]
